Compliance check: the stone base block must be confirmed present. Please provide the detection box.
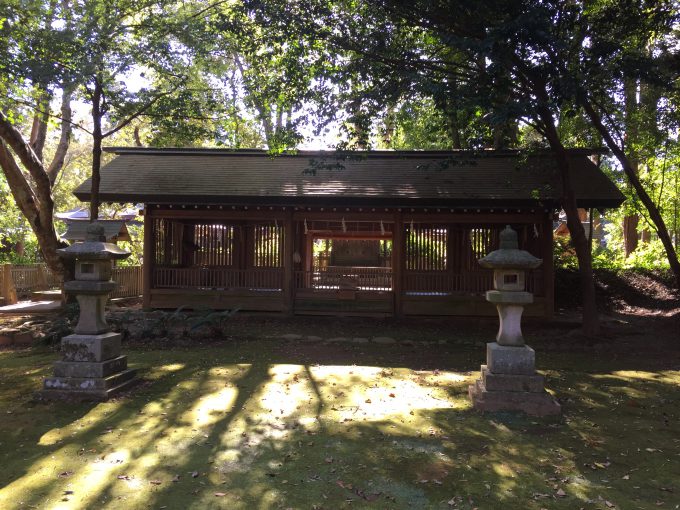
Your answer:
[487,342,535,375]
[40,368,137,401]
[38,374,139,401]
[44,368,136,391]
[468,379,561,417]
[61,332,121,362]
[53,355,128,378]
[481,365,545,393]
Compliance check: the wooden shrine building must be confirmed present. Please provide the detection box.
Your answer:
[74,148,624,317]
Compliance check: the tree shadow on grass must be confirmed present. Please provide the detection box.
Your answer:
[1,340,679,509]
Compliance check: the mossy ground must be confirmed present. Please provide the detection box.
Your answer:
[0,314,678,510]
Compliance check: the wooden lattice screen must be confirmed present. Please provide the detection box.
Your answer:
[405,224,448,271]
[252,223,283,267]
[193,224,234,266]
[153,218,181,266]
[465,227,498,270]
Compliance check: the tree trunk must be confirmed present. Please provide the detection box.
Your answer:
[29,88,51,162]
[0,140,66,274]
[623,78,639,256]
[47,87,73,185]
[90,80,103,222]
[581,98,680,288]
[537,104,600,335]
[623,215,639,256]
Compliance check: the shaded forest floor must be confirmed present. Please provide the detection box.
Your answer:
[0,269,678,509]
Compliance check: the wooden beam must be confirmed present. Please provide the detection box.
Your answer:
[153,209,286,220]
[401,212,544,223]
[308,232,392,240]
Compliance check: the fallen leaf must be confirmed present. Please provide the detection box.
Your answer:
[191,471,199,478]
[556,488,567,497]
[622,475,630,480]
[171,474,180,482]
[365,399,372,404]
[149,480,162,485]
[214,492,227,497]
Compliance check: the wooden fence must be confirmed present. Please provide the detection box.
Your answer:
[110,266,143,298]
[153,267,284,290]
[0,263,142,304]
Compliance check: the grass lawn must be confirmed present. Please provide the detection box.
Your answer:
[0,315,678,510]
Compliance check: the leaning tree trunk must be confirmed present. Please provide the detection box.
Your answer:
[0,111,70,275]
[582,98,680,288]
[0,140,67,273]
[622,78,640,257]
[537,104,600,336]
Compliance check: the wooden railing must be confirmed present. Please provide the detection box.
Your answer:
[404,271,491,294]
[153,267,284,290]
[295,267,393,291]
[404,269,543,296]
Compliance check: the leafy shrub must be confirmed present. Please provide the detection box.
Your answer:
[623,239,671,270]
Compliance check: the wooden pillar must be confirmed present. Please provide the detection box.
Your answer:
[543,212,555,318]
[142,209,153,309]
[1,264,18,305]
[392,212,404,317]
[181,223,194,267]
[283,211,294,315]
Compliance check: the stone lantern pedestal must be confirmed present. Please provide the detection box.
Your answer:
[468,226,561,417]
[40,224,137,400]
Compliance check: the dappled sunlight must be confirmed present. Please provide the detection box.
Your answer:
[154,362,186,373]
[308,365,465,426]
[592,369,680,384]
[2,341,679,509]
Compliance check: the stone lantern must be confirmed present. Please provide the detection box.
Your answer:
[41,223,137,400]
[468,226,561,416]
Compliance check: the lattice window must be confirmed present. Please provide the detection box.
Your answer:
[405,224,448,271]
[154,218,182,266]
[193,224,234,266]
[464,227,501,269]
[253,223,283,267]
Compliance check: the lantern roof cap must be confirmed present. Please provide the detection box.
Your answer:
[57,223,130,260]
[478,225,542,270]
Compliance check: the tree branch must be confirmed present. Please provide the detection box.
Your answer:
[0,111,53,203]
[47,87,73,185]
